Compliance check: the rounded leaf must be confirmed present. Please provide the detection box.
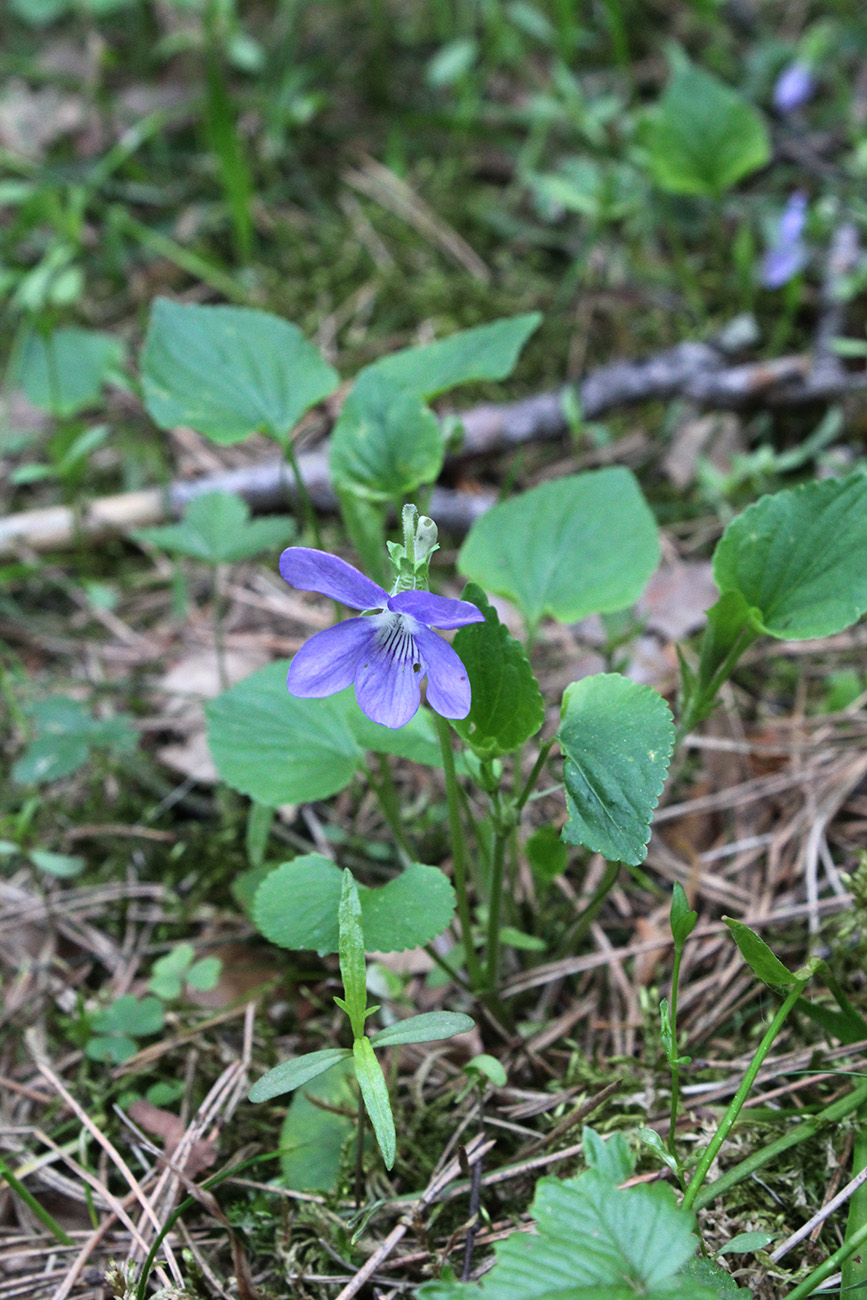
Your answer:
[559,674,674,865]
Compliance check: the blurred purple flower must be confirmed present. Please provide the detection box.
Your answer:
[279,547,484,729]
[773,62,815,115]
[760,192,808,289]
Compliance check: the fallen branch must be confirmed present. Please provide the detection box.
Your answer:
[2,323,864,554]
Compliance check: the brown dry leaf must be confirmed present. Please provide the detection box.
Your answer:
[632,914,669,987]
[0,80,90,159]
[638,558,718,642]
[183,942,282,1009]
[126,1100,218,1178]
[156,647,269,782]
[662,412,745,489]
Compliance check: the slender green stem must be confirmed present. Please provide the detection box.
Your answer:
[682,979,807,1213]
[515,739,554,813]
[282,437,322,550]
[565,859,621,951]
[667,944,685,1157]
[354,1097,367,1208]
[842,1107,867,1299]
[424,942,474,993]
[212,564,228,691]
[485,824,509,991]
[0,1153,73,1246]
[433,711,485,992]
[370,755,413,865]
[784,1215,867,1300]
[693,1078,867,1211]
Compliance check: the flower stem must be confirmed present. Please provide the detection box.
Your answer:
[433,710,485,993]
[370,755,413,867]
[681,977,807,1213]
[485,822,509,991]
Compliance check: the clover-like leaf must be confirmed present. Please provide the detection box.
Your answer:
[458,470,659,636]
[451,584,545,757]
[142,299,339,445]
[559,674,674,865]
[134,491,294,565]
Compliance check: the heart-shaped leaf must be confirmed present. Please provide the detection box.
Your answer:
[142,299,339,445]
[559,674,674,865]
[253,856,456,955]
[451,584,545,757]
[713,473,867,640]
[330,372,444,502]
[458,470,659,636]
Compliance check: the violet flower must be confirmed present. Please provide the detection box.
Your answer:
[773,62,815,115]
[760,192,808,289]
[280,547,484,729]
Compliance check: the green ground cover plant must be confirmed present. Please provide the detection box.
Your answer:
[3,2,867,1297]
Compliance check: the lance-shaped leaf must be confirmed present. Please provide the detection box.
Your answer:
[559,674,674,865]
[354,1036,396,1169]
[335,870,369,1039]
[451,584,545,757]
[142,299,338,445]
[248,1048,352,1103]
[370,1012,474,1048]
[458,470,659,636]
[713,473,867,640]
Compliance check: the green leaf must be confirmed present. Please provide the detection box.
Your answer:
[142,299,339,445]
[205,662,362,805]
[85,1035,139,1064]
[458,470,659,635]
[12,697,137,785]
[330,373,444,502]
[644,62,771,197]
[134,492,294,564]
[670,883,697,949]
[344,688,444,767]
[717,1231,775,1256]
[451,584,545,757]
[186,957,221,992]
[28,850,85,878]
[525,824,568,894]
[417,1157,716,1300]
[712,473,867,640]
[464,1054,508,1087]
[678,1256,753,1299]
[91,994,164,1038]
[370,1012,474,1048]
[369,313,541,398]
[559,675,674,866]
[637,1127,681,1177]
[253,857,456,955]
[278,1057,357,1190]
[582,1127,634,1183]
[248,1048,352,1103]
[723,918,798,988]
[353,1036,396,1169]
[337,871,369,1039]
[12,327,125,417]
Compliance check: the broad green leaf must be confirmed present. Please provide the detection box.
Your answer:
[28,850,85,878]
[723,918,797,988]
[464,1054,507,1087]
[370,1012,474,1048]
[206,662,362,805]
[86,1035,139,1064]
[13,697,137,785]
[91,994,164,1038]
[248,1048,352,1103]
[353,1036,396,1169]
[559,675,674,866]
[458,470,659,634]
[134,491,294,564]
[418,1161,716,1300]
[253,857,456,955]
[337,871,368,1039]
[329,372,444,501]
[186,957,221,992]
[644,63,770,197]
[12,327,125,417]
[369,313,541,398]
[451,584,545,757]
[679,1256,753,1299]
[278,1057,357,1190]
[582,1127,634,1183]
[142,299,339,445]
[712,473,867,640]
[525,824,568,894]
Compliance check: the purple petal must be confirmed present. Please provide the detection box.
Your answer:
[390,590,485,629]
[286,619,374,697]
[354,616,423,729]
[279,547,387,611]
[773,63,814,114]
[415,625,472,720]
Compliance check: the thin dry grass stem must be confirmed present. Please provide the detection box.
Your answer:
[770,1154,867,1263]
[28,1053,184,1286]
